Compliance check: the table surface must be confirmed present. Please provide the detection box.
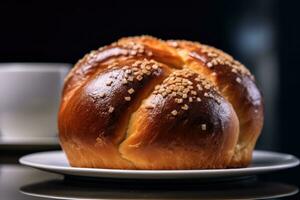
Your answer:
[1,149,300,200]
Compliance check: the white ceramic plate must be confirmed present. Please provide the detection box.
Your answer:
[19,150,299,180]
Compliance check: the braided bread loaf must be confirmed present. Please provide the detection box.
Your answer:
[58,36,263,169]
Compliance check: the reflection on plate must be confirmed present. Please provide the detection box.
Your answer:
[20,177,299,200]
[19,150,299,180]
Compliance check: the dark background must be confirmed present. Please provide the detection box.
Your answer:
[0,1,299,159]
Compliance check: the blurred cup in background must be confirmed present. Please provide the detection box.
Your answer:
[0,63,70,143]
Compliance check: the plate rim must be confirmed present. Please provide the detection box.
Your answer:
[19,150,300,178]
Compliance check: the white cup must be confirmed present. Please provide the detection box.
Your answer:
[0,63,70,142]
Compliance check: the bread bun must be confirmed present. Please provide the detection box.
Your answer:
[58,36,263,169]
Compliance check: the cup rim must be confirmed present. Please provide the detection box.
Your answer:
[0,62,71,72]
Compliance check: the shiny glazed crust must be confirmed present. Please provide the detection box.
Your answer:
[58,36,263,169]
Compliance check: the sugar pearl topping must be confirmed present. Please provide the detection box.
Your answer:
[116,41,146,56]
[108,106,114,113]
[72,38,154,74]
[105,59,162,112]
[114,40,154,57]
[152,69,222,116]
[118,59,162,85]
[197,44,253,80]
[170,40,254,82]
[201,124,207,131]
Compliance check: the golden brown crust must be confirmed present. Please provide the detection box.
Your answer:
[167,40,264,167]
[58,35,263,169]
[120,70,239,169]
